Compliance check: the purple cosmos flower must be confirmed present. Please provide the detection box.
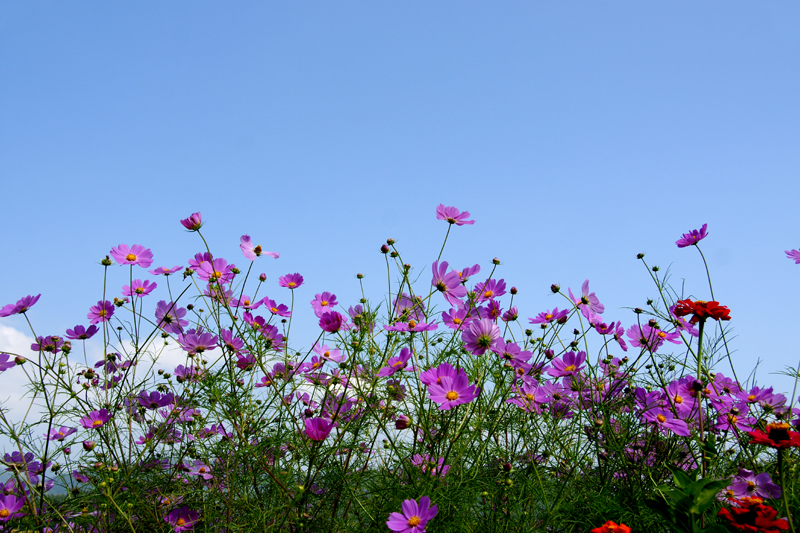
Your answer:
[319,311,345,333]
[155,300,189,335]
[386,496,438,533]
[196,257,235,284]
[626,325,676,352]
[240,234,279,261]
[80,409,111,429]
[176,328,219,356]
[31,335,64,354]
[236,353,256,371]
[427,372,480,410]
[501,306,519,322]
[305,418,334,441]
[568,280,605,317]
[65,324,98,340]
[410,454,451,477]
[0,354,15,372]
[87,300,114,325]
[262,297,291,317]
[474,279,506,302]
[529,308,569,325]
[311,292,338,317]
[547,351,587,378]
[457,264,481,284]
[727,469,782,500]
[165,505,200,532]
[149,265,182,276]
[461,318,501,355]
[46,426,77,442]
[0,294,41,317]
[641,408,691,437]
[313,343,343,363]
[0,494,25,522]
[220,329,245,353]
[180,212,203,231]
[72,469,89,483]
[431,261,467,306]
[231,294,262,310]
[441,308,469,329]
[378,348,413,377]
[436,204,475,226]
[110,244,154,268]
[260,324,285,350]
[138,391,175,410]
[279,273,304,289]
[122,279,157,298]
[187,252,213,270]
[394,293,426,322]
[384,320,437,333]
[186,460,213,480]
[786,249,800,264]
[676,223,708,248]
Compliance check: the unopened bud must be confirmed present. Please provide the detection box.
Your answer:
[502,462,512,472]
[550,284,560,293]
[545,349,555,360]
[510,286,517,295]
[101,256,112,266]
[525,329,532,336]
[395,415,412,430]
[14,356,25,365]
[652,266,660,272]
[636,253,644,259]
[634,308,643,314]
[380,245,389,254]
[386,238,395,245]
[259,273,267,282]
[356,273,364,279]
[492,258,501,265]
[83,440,96,451]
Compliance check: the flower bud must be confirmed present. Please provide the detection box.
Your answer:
[395,415,412,430]
[386,238,396,245]
[390,251,398,257]
[64,447,71,455]
[648,319,657,327]
[637,253,645,259]
[83,440,96,452]
[492,258,501,265]
[545,349,554,360]
[634,308,643,314]
[510,286,517,295]
[550,284,560,293]
[380,245,390,254]
[502,462,513,472]
[14,356,25,365]
[356,273,364,279]
[525,329,532,336]
[652,266,659,272]
[101,256,112,266]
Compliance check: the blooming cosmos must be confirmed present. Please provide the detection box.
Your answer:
[0,494,25,522]
[80,409,111,429]
[319,311,345,333]
[747,422,800,449]
[46,426,77,442]
[786,249,800,264]
[240,234,279,261]
[305,418,333,441]
[726,469,782,500]
[386,496,438,533]
[0,294,41,317]
[435,204,474,226]
[164,505,200,532]
[673,299,731,324]
[155,301,189,335]
[461,318,501,355]
[675,223,708,248]
[122,279,157,298]
[427,372,480,410]
[110,244,154,268]
[65,324,98,340]
[378,348,413,377]
[87,300,114,325]
[279,273,304,289]
[180,212,203,231]
[431,260,467,306]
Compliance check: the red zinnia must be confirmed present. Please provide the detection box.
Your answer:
[591,521,631,533]
[747,422,800,449]
[718,497,789,532]
[673,299,731,325]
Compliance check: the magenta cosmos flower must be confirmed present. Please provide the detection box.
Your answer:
[80,409,111,429]
[279,273,304,289]
[155,300,189,335]
[0,354,15,372]
[568,280,605,317]
[122,279,157,298]
[0,294,41,317]
[165,505,200,532]
[786,249,800,264]
[110,244,154,268]
[431,261,467,306]
[427,372,480,410]
[461,318,501,355]
[0,494,25,522]
[311,291,338,317]
[87,300,114,325]
[180,212,203,231]
[675,223,708,248]
[319,311,345,333]
[436,204,474,226]
[149,265,182,276]
[240,234,279,261]
[46,426,77,441]
[529,308,569,325]
[547,351,587,378]
[65,324,98,340]
[386,496,438,533]
[305,418,334,441]
[378,348,413,377]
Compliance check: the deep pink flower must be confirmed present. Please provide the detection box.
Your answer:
[547,351,587,378]
[279,273,304,289]
[436,204,475,226]
[263,297,291,317]
[122,279,157,298]
[786,249,800,264]
[457,264,481,284]
[187,252,213,270]
[319,311,345,333]
[461,318,501,355]
[0,294,41,317]
[80,409,111,429]
[176,328,219,356]
[529,308,569,325]
[641,408,691,437]
[65,324,98,340]
[110,244,154,268]
[31,335,64,354]
[186,460,213,480]
[676,223,708,248]
[305,418,333,441]
[441,308,470,330]
[384,320,437,332]
[311,291,338,317]
[474,278,506,302]
[240,235,279,261]
[46,426,76,441]
[568,280,605,316]
[149,265,182,276]
[196,258,235,284]
[378,348,413,377]
[313,343,343,363]
[164,505,200,532]
[0,494,25,522]
[231,294,262,310]
[138,391,175,410]
[155,300,189,334]
[419,362,458,387]
[180,212,203,231]
[431,261,467,306]
[0,354,15,372]
[386,496,438,533]
[427,372,480,410]
[87,300,114,325]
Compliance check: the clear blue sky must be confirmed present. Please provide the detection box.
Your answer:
[1,3,799,409]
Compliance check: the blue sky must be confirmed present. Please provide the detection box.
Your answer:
[1,2,799,416]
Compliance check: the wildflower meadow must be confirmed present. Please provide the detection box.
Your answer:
[0,206,798,532]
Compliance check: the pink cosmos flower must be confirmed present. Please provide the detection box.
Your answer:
[0,494,25,522]
[675,223,708,248]
[196,258,235,284]
[386,496,438,533]
[431,261,467,306]
[164,505,200,532]
[176,328,219,356]
[240,235,279,261]
[80,409,111,429]
[0,294,41,317]
[313,343,343,363]
[311,292,338,318]
[305,418,333,441]
[547,351,587,378]
[279,273,304,289]
[384,320,437,333]
[457,264,481,284]
[186,460,213,480]
[419,362,458,387]
[65,325,98,340]
[155,300,189,335]
[427,373,480,410]
[0,354,15,372]
[180,212,203,231]
[149,265,182,276]
[263,297,291,317]
[110,244,154,268]
[319,311,345,333]
[568,280,605,317]
[231,294,261,310]
[31,335,64,354]
[436,204,475,226]
[641,408,691,437]
[87,300,114,325]
[529,308,569,325]
[786,249,800,264]
[378,348,413,377]
[410,454,451,477]
[187,252,213,270]
[122,279,157,298]
[46,426,77,441]
[441,308,470,330]
[474,278,506,302]
[461,318,501,355]
[726,469,782,500]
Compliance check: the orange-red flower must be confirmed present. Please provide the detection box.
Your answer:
[591,521,631,533]
[673,299,731,325]
[718,497,789,532]
[747,422,800,449]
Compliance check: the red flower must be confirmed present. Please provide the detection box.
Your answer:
[673,299,731,325]
[747,422,800,449]
[718,497,789,532]
[591,521,631,533]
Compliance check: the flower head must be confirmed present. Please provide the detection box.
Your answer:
[0,494,25,522]
[785,249,800,264]
[676,223,708,248]
[279,273,304,289]
[717,497,789,532]
[319,311,345,333]
[180,212,203,231]
[110,244,154,268]
[305,418,333,441]
[87,300,115,325]
[591,522,631,533]
[436,204,475,226]
[431,261,467,306]
[155,300,189,335]
[65,324,98,340]
[427,372,480,410]
[461,318,501,355]
[80,409,111,429]
[122,279,157,298]
[240,235,279,261]
[387,496,438,533]
[46,426,77,442]
[0,294,41,317]
[165,505,200,532]
[673,299,731,324]
[747,422,800,449]
[726,469,782,500]
[311,291,338,317]
[149,265,182,276]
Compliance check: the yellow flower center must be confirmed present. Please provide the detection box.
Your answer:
[407,516,421,527]
[728,415,738,424]
[288,282,296,287]
[563,365,576,372]
[545,314,552,320]
[526,393,534,401]
[271,307,279,313]
[0,510,9,518]
[243,299,250,306]
[176,518,185,526]
[135,287,145,294]
[656,414,666,423]
[320,300,328,307]
[446,391,459,401]
[657,331,667,338]
[254,245,262,255]
[747,481,756,490]
[323,351,331,357]
[674,395,683,404]
[214,271,222,279]
[92,419,103,427]
[453,317,462,324]
[312,362,320,369]
[98,310,107,317]
[747,395,756,401]
[125,253,137,261]
[408,320,416,329]
[484,290,493,299]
